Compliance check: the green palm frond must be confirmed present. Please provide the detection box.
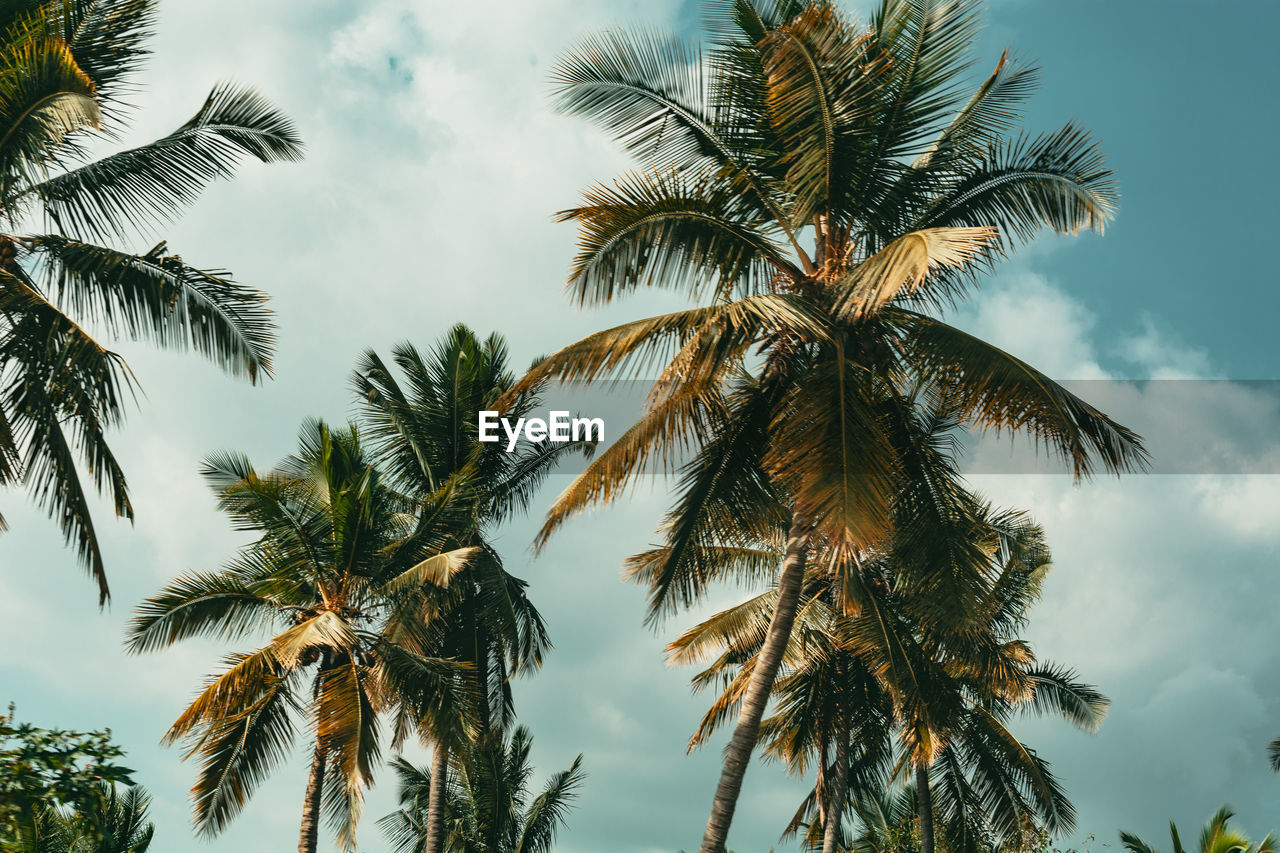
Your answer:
[56,0,157,119]
[559,166,799,305]
[30,82,302,240]
[915,123,1117,243]
[1024,664,1109,732]
[24,235,275,381]
[552,29,718,169]
[125,570,284,653]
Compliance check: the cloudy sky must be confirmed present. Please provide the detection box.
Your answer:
[4,0,1280,851]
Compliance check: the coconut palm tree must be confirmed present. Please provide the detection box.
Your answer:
[1269,738,1280,773]
[516,0,1145,848]
[1120,808,1276,853]
[21,783,155,853]
[844,784,921,853]
[353,325,591,853]
[379,726,585,853]
[672,493,1107,853]
[0,0,302,603]
[126,419,476,853]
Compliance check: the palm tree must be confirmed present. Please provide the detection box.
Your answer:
[353,325,591,853]
[126,419,475,853]
[672,494,1107,853]
[0,0,302,604]
[1269,738,1280,773]
[1121,808,1276,853]
[515,1,1146,848]
[844,784,921,853]
[379,726,585,853]
[22,783,155,853]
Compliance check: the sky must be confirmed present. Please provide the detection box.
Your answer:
[3,0,1280,851]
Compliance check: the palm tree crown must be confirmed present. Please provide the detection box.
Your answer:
[126,419,475,852]
[1121,808,1277,853]
[22,783,155,853]
[673,491,1107,852]
[353,325,592,853]
[0,0,302,603]
[379,726,585,853]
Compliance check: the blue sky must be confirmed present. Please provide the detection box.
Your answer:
[3,1,1280,851]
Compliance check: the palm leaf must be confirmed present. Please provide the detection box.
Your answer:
[892,309,1149,477]
[30,82,302,240]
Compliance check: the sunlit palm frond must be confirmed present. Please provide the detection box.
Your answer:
[760,2,880,225]
[0,32,100,203]
[833,226,997,321]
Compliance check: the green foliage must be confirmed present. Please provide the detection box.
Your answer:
[19,782,156,853]
[0,0,302,604]
[379,726,585,853]
[1120,808,1276,853]
[0,705,133,848]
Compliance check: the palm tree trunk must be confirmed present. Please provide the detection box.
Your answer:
[298,740,326,853]
[916,764,935,853]
[699,513,810,853]
[424,738,449,853]
[822,732,849,853]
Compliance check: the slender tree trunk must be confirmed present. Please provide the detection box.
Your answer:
[699,513,810,853]
[298,740,326,853]
[916,764,935,853]
[822,731,850,853]
[424,738,449,853]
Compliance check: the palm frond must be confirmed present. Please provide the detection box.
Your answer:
[30,82,301,240]
[26,234,275,381]
[915,123,1118,243]
[893,309,1149,477]
[0,32,100,202]
[833,226,997,321]
[558,166,800,305]
[125,569,283,653]
[1024,664,1109,732]
[513,755,586,853]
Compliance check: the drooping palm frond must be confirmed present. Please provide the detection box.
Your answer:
[891,308,1149,478]
[559,167,800,305]
[30,82,302,241]
[23,235,275,380]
